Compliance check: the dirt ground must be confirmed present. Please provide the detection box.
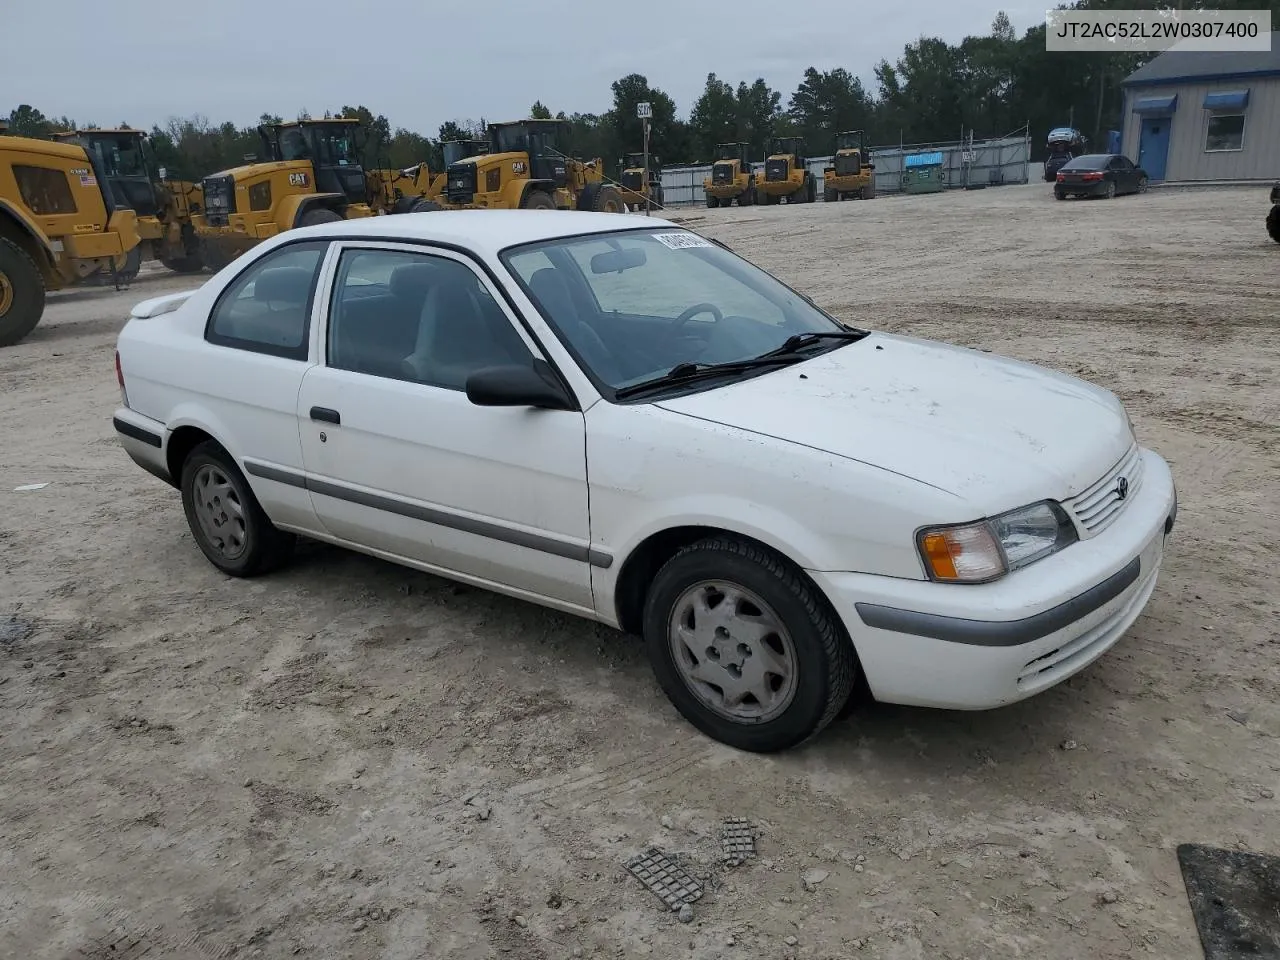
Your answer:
[2,182,1277,960]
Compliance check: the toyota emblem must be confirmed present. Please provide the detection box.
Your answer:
[1115,476,1129,500]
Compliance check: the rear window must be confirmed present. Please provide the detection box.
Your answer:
[1061,155,1109,171]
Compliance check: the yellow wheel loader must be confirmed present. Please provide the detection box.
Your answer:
[0,125,142,346]
[757,137,815,205]
[703,143,755,208]
[53,128,205,275]
[377,139,488,214]
[822,130,876,202]
[619,152,663,210]
[443,119,625,213]
[193,118,441,271]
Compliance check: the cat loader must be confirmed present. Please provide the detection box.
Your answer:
[379,139,489,213]
[703,143,755,208]
[619,152,663,210]
[53,128,205,275]
[0,125,142,346]
[757,138,815,205]
[442,119,625,212]
[193,117,440,271]
[822,130,876,202]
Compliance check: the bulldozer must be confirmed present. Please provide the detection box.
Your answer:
[379,138,489,214]
[703,143,755,208]
[822,130,876,202]
[441,119,625,212]
[193,117,440,270]
[0,121,142,346]
[618,152,663,210]
[52,128,205,276]
[757,137,815,205]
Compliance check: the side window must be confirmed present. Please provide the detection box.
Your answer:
[327,248,533,390]
[206,241,327,359]
[14,165,78,215]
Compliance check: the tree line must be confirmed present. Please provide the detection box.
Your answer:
[7,0,1276,181]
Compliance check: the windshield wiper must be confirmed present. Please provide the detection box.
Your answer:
[614,354,804,400]
[760,329,869,358]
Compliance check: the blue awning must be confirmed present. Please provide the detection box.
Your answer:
[904,151,944,168]
[1203,90,1249,110]
[1133,95,1178,114]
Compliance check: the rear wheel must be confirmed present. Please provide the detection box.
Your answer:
[1055,189,1067,200]
[1104,181,1116,200]
[180,441,295,577]
[864,176,876,200]
[0,237,45,348]
[706,194,719,208]
[117,245,143,282]
[584,183,626,213]
[824,186,837,202]
[1137,177,1149,194]
[739,187,754,206]
[300,207,343,227]
[1267,204,1280,244]
[643,536,858,753]
[522,190,557,210]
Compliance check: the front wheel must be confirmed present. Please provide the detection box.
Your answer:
[706,194,719,208]
[0,237,46,347]
[642,537,858,752]
[1268,204,1280,244]
[180,441,295,577]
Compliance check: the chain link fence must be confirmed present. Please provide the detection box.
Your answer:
[657,129,1032,206]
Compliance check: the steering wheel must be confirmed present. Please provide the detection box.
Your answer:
[670,302,724,335]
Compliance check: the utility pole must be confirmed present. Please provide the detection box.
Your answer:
[638,101,652,213]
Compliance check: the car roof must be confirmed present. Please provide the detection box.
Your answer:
[279,210,674,257]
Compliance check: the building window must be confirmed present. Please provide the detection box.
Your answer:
[13,165,78,215]
[1205,114,1245,152]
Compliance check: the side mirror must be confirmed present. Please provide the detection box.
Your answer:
[465,359,576,411]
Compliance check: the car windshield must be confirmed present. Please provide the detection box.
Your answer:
[502,228,854,399]
[1061,155,1110,171]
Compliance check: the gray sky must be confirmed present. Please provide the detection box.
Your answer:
[3,0,1044,135]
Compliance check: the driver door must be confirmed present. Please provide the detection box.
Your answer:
[296,242,595,612]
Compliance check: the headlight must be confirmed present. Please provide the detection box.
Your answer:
[917,501,1078,583]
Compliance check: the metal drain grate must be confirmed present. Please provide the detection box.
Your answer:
[721,817,756,866]
[624,848,704,909]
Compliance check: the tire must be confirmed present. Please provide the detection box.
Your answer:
[864,177,876,200]
[1055,189,1066,200]
[160,255,205,274]
[1268,204,1280,244]
[116,245,143,282]
[642,536,858,753]
[807,176,816,203]
[180,441,295,577]
[739,187,754,206]
[1104,181,1116,200]
[391,196,418,215]
[198,240,238,274]
[0,237,45,347]
[1137,177,1149,194]
[824,187,837,202]
[583,183,626,213]
[409,198,442,213]
[706,194,719,208]
[300,207,343,227]
[522,190,557,210]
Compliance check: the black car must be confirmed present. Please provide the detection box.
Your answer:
[1054,154,1149,200]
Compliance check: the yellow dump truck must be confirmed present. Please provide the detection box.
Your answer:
[703,143,755,208]
[0,126,141,345]
[442,119,625,212]
[822,130,876,202]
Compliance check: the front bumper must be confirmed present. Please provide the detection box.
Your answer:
[810,448,1176,710]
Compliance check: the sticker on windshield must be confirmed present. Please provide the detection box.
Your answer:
[652,232,713,250]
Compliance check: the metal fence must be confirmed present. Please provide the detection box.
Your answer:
[657,129,1032,205]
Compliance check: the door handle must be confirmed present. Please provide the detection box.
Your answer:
[310,406,341,425]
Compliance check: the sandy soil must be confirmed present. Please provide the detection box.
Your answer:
[2,183,1277,960]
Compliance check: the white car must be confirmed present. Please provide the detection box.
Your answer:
[113,211,1176,753]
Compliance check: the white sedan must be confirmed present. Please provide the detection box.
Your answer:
[113,210,1176,753]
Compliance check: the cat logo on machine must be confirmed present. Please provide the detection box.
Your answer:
[512,161,527,174]
[288,172,310,187]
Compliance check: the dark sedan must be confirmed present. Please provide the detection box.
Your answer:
[1055,154,1149,200]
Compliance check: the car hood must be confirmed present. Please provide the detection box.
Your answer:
[654,332,1133,515]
